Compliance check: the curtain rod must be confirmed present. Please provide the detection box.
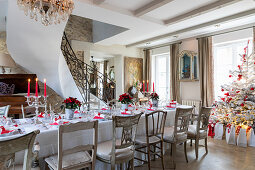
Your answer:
[143,41,182,51]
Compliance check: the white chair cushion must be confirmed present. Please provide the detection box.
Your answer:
[135,135,161,145]
[96,139,133,161]
[187,125,207,138]
[45,151,91,169]
[162,126,187,143]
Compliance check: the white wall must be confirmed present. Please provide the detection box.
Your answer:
[179,38,200,101]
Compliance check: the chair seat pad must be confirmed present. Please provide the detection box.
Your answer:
[187,125,207,138]
[96,139,133,161]
[8,165,40,170]
[135,135,161,145]
[162,126,187,143]
[45,151,91,169]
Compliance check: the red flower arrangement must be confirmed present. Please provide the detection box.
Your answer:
[118,93,133,104]
[150,92,159,100]
[63,97,81,109]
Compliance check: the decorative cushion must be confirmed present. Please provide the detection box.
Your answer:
[187,125,207,138]
[45,151,91,169]
[96,139,133,161]
[162,126,187,143]
[135,135,161,145]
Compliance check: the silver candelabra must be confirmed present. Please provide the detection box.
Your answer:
[26,95,48,116]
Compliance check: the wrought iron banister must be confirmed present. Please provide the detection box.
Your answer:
[61,32,116,105]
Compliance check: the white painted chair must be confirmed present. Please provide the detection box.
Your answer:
[0,105,11,117]
[45,121,98,170]
[96,113,142,170]
[0,130,40,170]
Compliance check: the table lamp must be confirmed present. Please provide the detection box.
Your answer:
[0,53,16,73]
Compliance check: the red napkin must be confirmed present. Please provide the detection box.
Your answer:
[128,104,132,107]
[0,126,14,134]
[74,110,79,114]
[147,108,155,111]
[166,105,175,108]
[50,121,69,125]
[93,116,104,119]
[14,124,18,127]
[121,112,131,115]
[38,112,44,118]
[101,108,107,110]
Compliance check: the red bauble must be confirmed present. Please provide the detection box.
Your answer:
[236,90,240,93]
[251,88,254,90]
[241,103,244,107]
[229,75,232,78]
[221,89,224,92]
[224,92,230,96]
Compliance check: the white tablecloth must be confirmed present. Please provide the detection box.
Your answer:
[0,106,191,169]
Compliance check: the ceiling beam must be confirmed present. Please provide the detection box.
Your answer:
[134,0,174,17]
[93,0,105,5]
[126,8,255,47]
[164,0,241,25]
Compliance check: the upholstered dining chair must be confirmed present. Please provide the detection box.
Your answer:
[187,107,212,159]
[162,107,193,169]
[135,110,167,170]
[45,121,98,170]
[0,130,40,170]
[0,105,11,117]
[96,113,142,170]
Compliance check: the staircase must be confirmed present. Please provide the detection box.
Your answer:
[61,32,116,106]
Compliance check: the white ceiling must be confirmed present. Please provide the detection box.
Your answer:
[74,0,255,48]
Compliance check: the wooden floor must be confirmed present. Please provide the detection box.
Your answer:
[135,138,255,170]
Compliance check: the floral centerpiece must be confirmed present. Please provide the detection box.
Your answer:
[118,93,133,110]
[150,92,159,107]
[63,97,81,120]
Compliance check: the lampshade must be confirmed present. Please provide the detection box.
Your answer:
[0,53,16,68]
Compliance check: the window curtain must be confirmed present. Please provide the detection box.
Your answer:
[170,43,180,103]
[253,26,255,53]
[198,37,214,107]
[144,49,151,91]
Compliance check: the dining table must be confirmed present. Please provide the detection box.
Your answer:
[0,105,192,170]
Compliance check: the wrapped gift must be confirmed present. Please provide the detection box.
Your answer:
[225,125,235,145]
[214,123,224,140]
[247,129,255,147]
[236,128,247,147]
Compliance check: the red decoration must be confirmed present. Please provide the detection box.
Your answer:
[237,74,242,81]
[224,92,230,96]
[118,93,133,104]
[241,103,244,107]
[251,88,254,90]
[236,90,240,93]
[221,89,224,92]
[229,75,232,78]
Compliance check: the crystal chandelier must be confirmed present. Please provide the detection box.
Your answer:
[17,0,74,26]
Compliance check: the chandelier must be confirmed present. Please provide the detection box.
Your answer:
[17,0,74,26]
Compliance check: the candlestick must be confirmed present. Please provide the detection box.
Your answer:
[147,80,149,92]
[153,82,155,92]
[143,80,145,93]
[44,79,47,97]
[27,79,30,97]
[35,78,38,97]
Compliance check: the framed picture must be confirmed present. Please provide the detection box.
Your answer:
[179,50,198,81]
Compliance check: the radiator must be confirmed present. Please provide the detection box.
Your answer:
[181,100,201,114]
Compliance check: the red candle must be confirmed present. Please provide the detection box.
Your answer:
[27,79,30,97]
[143,80,145,92]
[147,80,149,92]
[153,82,155,92]
[44,79,47,97]
[35,78,38,97]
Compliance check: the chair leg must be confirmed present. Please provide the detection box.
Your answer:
[172,143,176,169]
[130,158,134,170]
[195,139,199,160]
[205,137,208,153]
[170,143,173,156]
[153,144,156,161]
[120,163,122,170]
[111,163,115,170]
[190,139,192,146]
[160,141,165,170]
[184,141,188,163]
[147,144,151,170]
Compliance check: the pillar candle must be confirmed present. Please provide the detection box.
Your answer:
[147,80,149,92]
[44,79,47,97]
[143,80,145,92]
[35,78,38,97]
[27,79,30,97]
[153,82,155,92]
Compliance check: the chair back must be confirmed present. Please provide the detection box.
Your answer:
[174,108,193,142]
[111,113,142,157]
[145,111,167,140]
[0,105,11,117]
[58,121,98,170]
[196,107,212,134]
[0,82,15,95]
[0,130,40,170]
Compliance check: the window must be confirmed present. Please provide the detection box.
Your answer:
[153,53,170,101]
[214,38,253,100]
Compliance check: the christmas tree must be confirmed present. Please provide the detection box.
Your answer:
[211,40,255,130]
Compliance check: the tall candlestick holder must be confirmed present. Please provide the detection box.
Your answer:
[26,95,48,117]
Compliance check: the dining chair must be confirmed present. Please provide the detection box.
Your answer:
[45,121,98,170]
[135,110,167,170]
[96,113,142,170]
[187,107,212,159]
[162,108,193,169]
[0,105,11,117]
[0,130,40,170]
